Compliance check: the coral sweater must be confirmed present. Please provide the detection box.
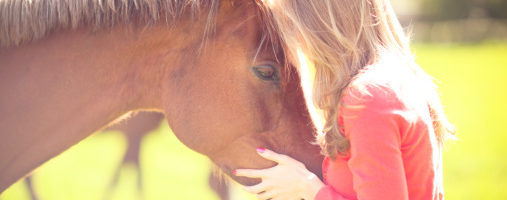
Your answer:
[314,65,444,200]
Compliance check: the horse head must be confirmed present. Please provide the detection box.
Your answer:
[158,1,323,185]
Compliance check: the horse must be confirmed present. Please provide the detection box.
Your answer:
[0,0,323,193]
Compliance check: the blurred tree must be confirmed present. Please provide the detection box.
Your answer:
[482,0,507,19]
[419,0,507,20]
[419,0,473,20]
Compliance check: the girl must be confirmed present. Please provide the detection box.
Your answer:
[235,0,454,199]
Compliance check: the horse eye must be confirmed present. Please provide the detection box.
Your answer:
[252,65,279,81]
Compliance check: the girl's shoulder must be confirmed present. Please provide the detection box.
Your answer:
[342,59,430,118]
[343,64,404,108]
[338,59,434,142]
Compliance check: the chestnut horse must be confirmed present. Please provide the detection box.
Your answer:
[0,0,323,193]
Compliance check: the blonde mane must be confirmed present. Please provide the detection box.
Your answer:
[0,0,222,47]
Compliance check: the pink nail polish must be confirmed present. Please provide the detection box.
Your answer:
[233,170,237,175]
[256,147,265,153]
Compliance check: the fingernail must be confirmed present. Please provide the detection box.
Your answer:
[233,170,237,175]
[256,147,265,153]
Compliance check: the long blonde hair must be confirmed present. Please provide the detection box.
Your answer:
[257,0,455,159]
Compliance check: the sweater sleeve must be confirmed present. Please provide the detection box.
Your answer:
[314,157,349,200]
[315,85,411,200]
[314,185,350,200]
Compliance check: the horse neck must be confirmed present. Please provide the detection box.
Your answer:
[0,24,192,191]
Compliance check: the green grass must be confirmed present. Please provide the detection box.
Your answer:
[414,42,507,199]
[0,125,241,200]
[1,43,507,199]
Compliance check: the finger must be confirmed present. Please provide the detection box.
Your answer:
[242,182,271,194]
[234,168,269,178]
[256,148,290,164]
[256,190,279,200]
[274,194,296,200]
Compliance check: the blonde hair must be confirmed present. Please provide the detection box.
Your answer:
[258,0,455,159]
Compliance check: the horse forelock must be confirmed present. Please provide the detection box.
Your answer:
[252,0,294,86]
[0,0,225,47]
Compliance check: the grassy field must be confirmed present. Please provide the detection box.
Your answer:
[1,43,507,199]
[414,42,507,199]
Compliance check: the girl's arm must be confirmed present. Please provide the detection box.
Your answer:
[330,85,410,200]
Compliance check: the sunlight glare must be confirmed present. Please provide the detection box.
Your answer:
[296,49,325,135]
[261,0,277,8]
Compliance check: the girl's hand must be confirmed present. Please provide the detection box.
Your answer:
[234,148,325,200]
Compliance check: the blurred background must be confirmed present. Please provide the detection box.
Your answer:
[1,0,506,199]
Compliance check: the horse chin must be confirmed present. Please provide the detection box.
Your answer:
[213,159,270,186]
[231,176,262,186]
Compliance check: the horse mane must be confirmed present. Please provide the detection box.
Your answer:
[0,0,221,47]
[0,0,291,81]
